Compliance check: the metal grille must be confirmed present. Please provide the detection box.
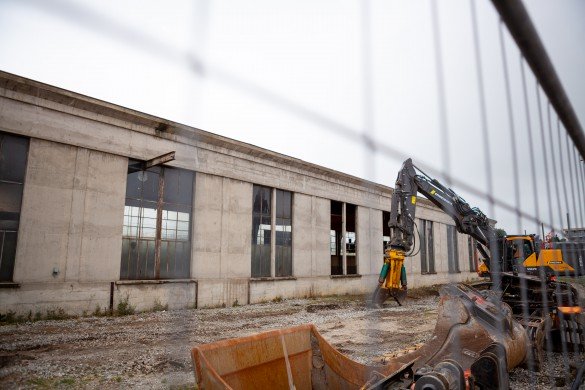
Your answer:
[120,161,193,280]
[6,0,585,387]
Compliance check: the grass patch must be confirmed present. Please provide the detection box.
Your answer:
[152,298,168,312]
[60,377,75,385]
[116,294,135,316]
[45,307,70,321]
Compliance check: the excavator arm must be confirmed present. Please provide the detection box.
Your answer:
[374,158,497,305]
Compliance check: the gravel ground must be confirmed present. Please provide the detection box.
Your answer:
[0,286,583,389]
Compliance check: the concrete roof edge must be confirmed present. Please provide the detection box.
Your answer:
[0,70,399,196]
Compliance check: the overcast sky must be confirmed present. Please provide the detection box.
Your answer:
[1,0,584,235]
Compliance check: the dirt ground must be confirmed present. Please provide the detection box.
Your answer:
[0,286,583,389]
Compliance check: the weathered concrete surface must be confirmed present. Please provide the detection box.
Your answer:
[115,281,197,312]
[0,72,479,314]
[0,282,110,315]
[292,194,330,278]
[192,173,252,307]
[13,139,126,284]
[248,275,377,304]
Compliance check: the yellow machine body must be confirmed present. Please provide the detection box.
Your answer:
[382,249,405,290]
[505,235,575,275]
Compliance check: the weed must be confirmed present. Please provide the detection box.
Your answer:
[232,299,239,307]
[116,294,135,316]
[0,311,17,324]
[60,377,75,385]
[34,311,42,321]
[272,296,283,303]
[152,298,168,312]
[45,307,69,321]
[93,304,105,317]
[28,377,53,387]
[115,376,122,383]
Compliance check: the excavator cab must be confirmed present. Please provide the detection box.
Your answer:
[502,236,536,274]
[500,235,575,277]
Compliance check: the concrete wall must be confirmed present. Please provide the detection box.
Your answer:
[292,194,330,278]
[0,73,480,315]
[193,173,252,307]
[0,138,127,314]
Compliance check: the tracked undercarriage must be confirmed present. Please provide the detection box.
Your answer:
[471,273,585,365]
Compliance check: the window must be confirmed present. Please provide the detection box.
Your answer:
[330,201,343,275]
[120,160,194,280]
[383,211,390,253]
[252,185,272,277]
[346,204,357,275]
[252,186,293,277]
[447,225,460,273]
[330,201,358,275]
[420,219,435,274]
[0,133,29,282]
[468,237,478,272]
[275,190,292,277]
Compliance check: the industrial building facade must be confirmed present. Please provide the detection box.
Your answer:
[0,72,478,315]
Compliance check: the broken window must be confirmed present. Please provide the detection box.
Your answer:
[330,201,357,275]
[252,185,272,277]
[468,237,478,272]
[346,204,357,275]
[447,225,460,273]
[120,160,194,280]
[275,189,292,277]
[383,211,390,253]
[0,132,29,282]
[252,186,293,278]
[330,201,343,275]
[420,219,435,274]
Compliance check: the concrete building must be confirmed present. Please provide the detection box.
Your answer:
[0,72,479,316]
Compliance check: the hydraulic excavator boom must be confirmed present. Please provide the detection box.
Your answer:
[373,158,496,305]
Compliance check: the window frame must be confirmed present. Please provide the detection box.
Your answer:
[251,185,293,278]
[330,201,358,276]
[0,132,29,282]
[447,225,460,274]
[420,219,435,274]
[468,236,478,272]
[120,160,194,280]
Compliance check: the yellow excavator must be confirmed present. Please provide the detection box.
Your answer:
[372,158,584,352]
[477,234,575,278]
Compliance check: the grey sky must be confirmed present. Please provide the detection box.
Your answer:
[0,0,583,235]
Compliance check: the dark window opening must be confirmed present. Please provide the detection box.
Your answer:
[251,186,293,278]
[383,211,390,253]
[252,185,271,277]
[346,204,357,275]
[468,237,478,272]
[420,219,435,274]
[120,160,193,280]
[275,189,292,277]
[330,201,357,275]
[330,201,343,275]
[0,132,29,282]
[447,225,460,273]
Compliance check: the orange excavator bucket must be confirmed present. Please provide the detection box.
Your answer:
[191,284,529,389]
